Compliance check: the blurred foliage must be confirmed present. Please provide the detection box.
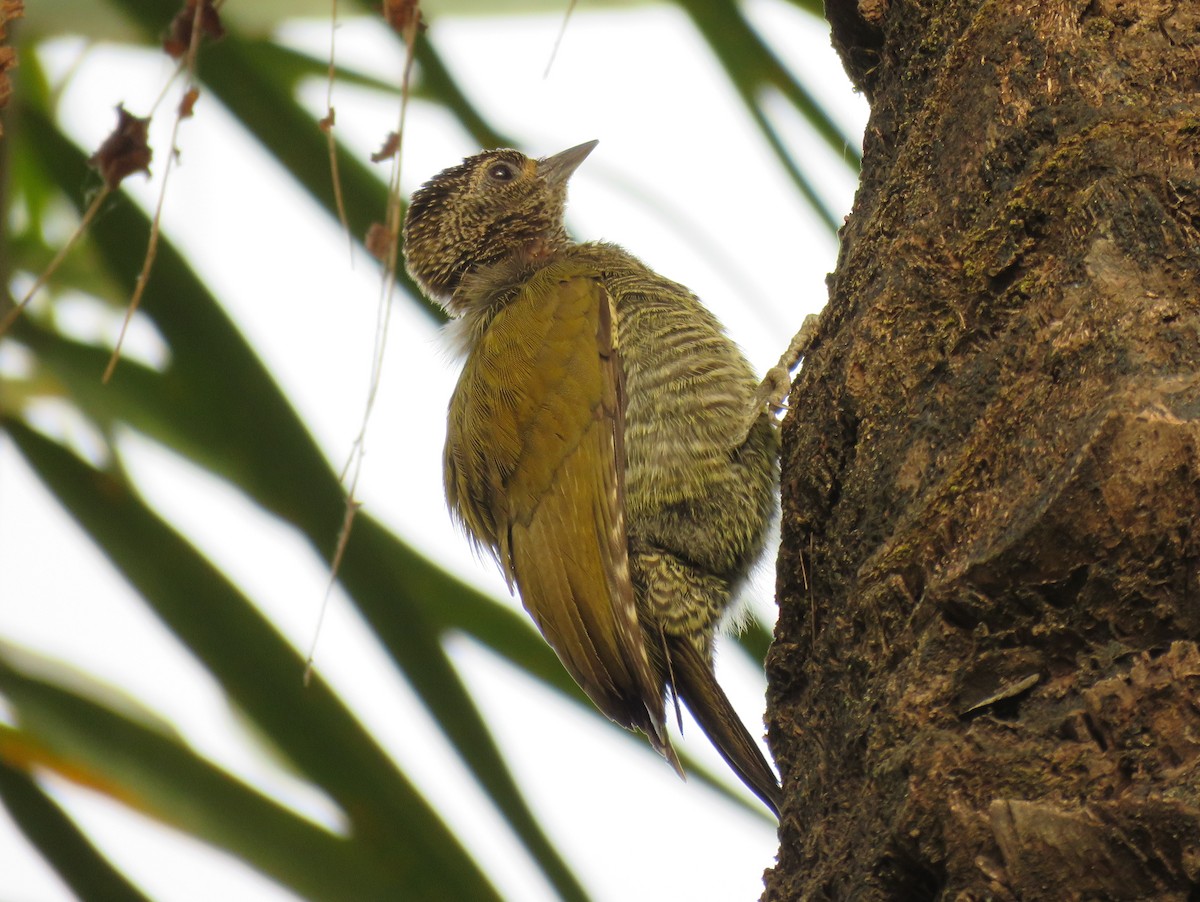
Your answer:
[0,0,856,898]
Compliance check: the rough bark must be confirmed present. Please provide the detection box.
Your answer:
[766,1,1200,899]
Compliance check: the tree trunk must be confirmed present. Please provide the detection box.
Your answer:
[766,1,1200,899]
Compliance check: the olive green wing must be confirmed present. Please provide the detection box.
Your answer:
[445,269,674,760]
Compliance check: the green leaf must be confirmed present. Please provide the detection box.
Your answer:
[3,419,506,902]
[679,0,859,233]
[0,672,423,902]
[0,758,153,902]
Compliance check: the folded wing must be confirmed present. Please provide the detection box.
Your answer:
[445,267,675,762]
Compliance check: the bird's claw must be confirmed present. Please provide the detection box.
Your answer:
[739,313,821,444]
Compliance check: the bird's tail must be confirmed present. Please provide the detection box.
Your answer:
[667,635,782,817]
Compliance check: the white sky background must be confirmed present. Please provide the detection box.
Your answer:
[1,2,868,900]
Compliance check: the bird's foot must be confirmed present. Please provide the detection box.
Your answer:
[739,313,821,444]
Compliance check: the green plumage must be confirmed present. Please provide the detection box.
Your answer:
[403,141,781,815]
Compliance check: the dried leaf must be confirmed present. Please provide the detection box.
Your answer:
[178,87,199,118]
[0,0,24,136]
[365,223,393,261]
[371,131,400,163]
[0,0,23,42]
[163,0,225,60]
[382,0,425,36]
[89,105,153,189]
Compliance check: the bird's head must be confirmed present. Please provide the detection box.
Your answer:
[403,141,597,312]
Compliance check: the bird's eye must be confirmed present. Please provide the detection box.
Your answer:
[487,162,515,181]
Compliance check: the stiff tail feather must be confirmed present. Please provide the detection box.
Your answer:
[667,635,782,817]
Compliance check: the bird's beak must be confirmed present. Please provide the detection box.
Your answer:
[538,140,598,187]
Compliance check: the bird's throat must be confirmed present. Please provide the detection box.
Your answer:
[453,237,570,313]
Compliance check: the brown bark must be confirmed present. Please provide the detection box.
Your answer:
[766,1,1200,899]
